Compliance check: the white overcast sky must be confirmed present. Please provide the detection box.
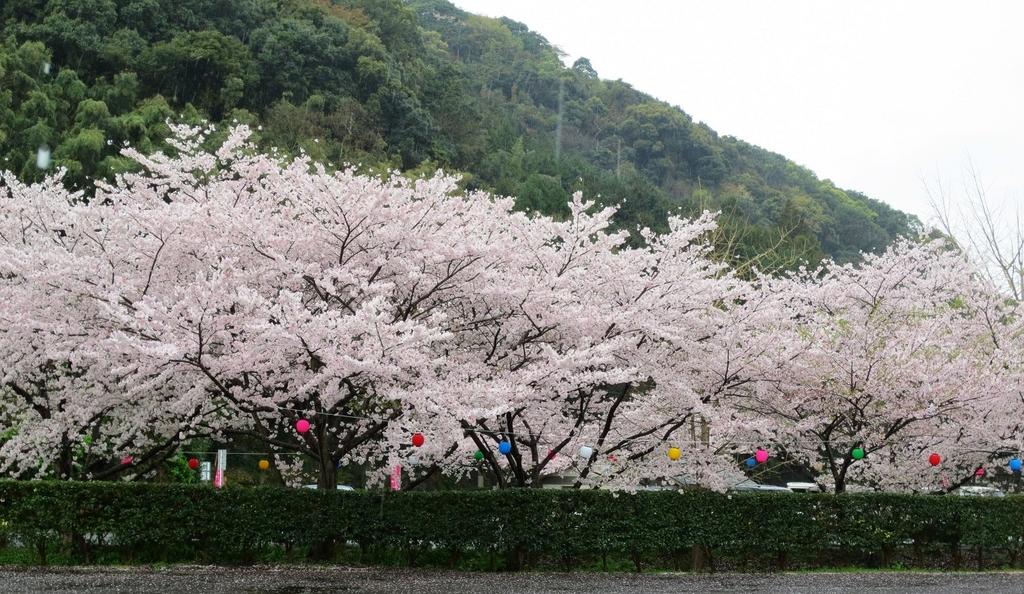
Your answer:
[450,0,1024,222]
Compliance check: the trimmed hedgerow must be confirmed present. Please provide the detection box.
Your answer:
[0,481,1021,569]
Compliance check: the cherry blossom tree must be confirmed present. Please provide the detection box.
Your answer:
[0,172,211,479]
[61,124,541,490]
[734,239,1015,492]
[414,196,770,490]
[3,123,1019,497]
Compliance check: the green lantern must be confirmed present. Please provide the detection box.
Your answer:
[851,447,865,460]
[473,450,484,461]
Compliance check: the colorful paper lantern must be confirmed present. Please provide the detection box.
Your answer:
[579,445,594,459]
[744,457,756,468]
[258,459,270,471]
[187,457,200,470]
[851,448,865,460]
[295,419,311,433]
[411,432,425,447]
[754,449,769,464]
[473,450,484,461]
[667,447,681,461]
[928,452,942,466]
[121,455,133,465]
[975,467,986,477]
[1010,458,1022,473]
[498,440,512,455]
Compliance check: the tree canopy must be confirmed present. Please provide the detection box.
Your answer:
[0,0,919,268]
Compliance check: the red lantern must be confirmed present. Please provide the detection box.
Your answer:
[928,452,942,466]
[975,467,986,477]
[187,457,199,470]
[411,432,425,447]
[295,419,311,433]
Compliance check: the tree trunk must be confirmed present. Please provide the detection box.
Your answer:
[309,457,338,561]
[57,435,73,480]
[776,549,788,570]
[317,460,337,490]
[690,544,708,572]
[881,543,894,567]
[308,538,336,561]
[505,545,526,571]
[35,540,47,565]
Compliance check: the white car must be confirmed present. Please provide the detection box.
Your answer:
[302,484,355,491]
[955,486,1005,497]
[786,481,821,493]
[728,479,792,492]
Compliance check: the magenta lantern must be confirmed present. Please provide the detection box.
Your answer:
[295,419,311,433]
[754,449,769,464]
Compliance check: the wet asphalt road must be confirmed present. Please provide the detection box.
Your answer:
[1,567,1023,593]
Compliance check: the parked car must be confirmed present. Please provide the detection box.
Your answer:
[785,481,821,493]
[302,484,355,491]
[955,486,1005,497]
[728,479,792,492]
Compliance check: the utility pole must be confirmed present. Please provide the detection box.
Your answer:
[616,138,621,179]
[555,78,565,162]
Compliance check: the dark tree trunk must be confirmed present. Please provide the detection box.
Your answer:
[317,459,337,490]
[776,549,788,570]
[309,449,338,561]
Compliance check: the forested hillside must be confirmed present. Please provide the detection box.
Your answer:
[0,0,918,267]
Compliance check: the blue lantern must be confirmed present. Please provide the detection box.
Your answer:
[1010,458,1022,473]
[498,440,512,455]
[744,457,756,468]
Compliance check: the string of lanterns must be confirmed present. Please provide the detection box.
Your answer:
[295,414,1024,471]
[278,406,1022,452]
[167,411,1024,477]
[173,444,1024,479]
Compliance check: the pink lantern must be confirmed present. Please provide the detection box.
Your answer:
[754,449,769,464]
[121,455,134,465]
[975,467,986,477]
[295,419,311,433]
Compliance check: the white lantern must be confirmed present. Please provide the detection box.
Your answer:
[579,445,594,459]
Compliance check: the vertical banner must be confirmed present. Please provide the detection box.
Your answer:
[390,464,402,491]
[200,461,212,482]
[214,449,227,489]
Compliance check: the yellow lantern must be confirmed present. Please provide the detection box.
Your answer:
[668,447,681,461]
[258,459,270,471]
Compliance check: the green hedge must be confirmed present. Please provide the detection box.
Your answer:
[1,481,1022,570]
